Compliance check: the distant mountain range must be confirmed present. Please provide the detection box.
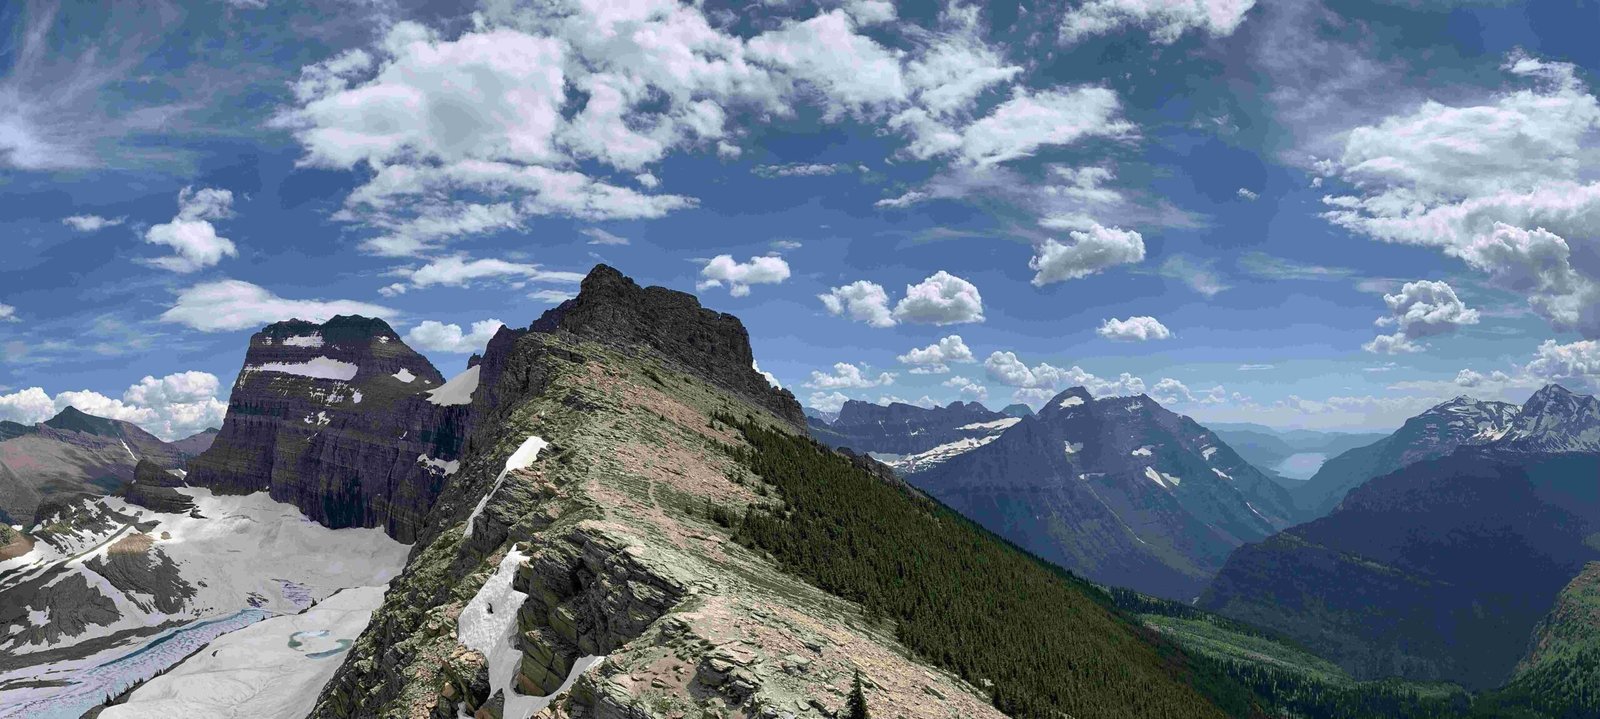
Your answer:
[0,407,215,526]
[1202,385,1600,691]
[1207,423,1387,483]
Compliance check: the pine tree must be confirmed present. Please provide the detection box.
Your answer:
[847,670,871,719]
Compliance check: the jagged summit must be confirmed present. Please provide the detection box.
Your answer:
[1494,383,1600,453]
[42,406,123,437]
[246,314,442,386]
[527,264,804,427]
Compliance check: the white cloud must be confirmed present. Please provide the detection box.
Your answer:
[753,163,853,178]
[160,279,396,332]
[747,10,906,118]
[581,228,628,245]
[530,289,576,303]
[0,304,15,322]
[1150,377,1226,405]
[819,280,896,328]
[942,374,988,401]
[396,255,585,292]
[807,390,852,412]
[1236,187,1259,201]
[954,87,1133,166]
[892,271,985,325]
[754,359,782,389]
[696,255,792,297]
[1364,280,1479,354]
[1097,315,1172,341]
[898,335,976,373]
[983,350,1145,400]
[1321,52,1600,337]
[844,0,897,25]
[1062,0,1257,44]
[878,394,938,408]
[404,319,505,354]
[804,362,895,389]
[62,214,124,232]
[1525,339,1600,383]
[143,186,237,273]
[1237,363,1274,371]
[0,370,228,441]
[1030,222,1146,286]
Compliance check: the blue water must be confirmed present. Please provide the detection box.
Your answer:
[1274,452,1328,480]
[1,609,269,719]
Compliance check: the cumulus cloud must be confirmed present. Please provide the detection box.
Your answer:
[1150,377,1226,405]
[1364,280,1479,354]
[1321,51,1600,337]
[983,350,1145,402]
[942,375,988,401]
[807,390,852,412]
[160,279,396,332]
[1525,339,1600,383]
[405,319,505,354]
[143,187,237,273]
[819,281,896,328]
[892,271,985,325]
[696,255,791,297]
[804,362,896,389]
[0,304,15,322]
[746,9,907,118]
[1237,187,1259,201]
[898,335,976,373]
[63,214,124,232]
[1097,316,1172,342]
[1030,223,1146,286]
[877,394,938,408]
[1062,0,1258,44]
[0,370,228,440]
[754,360,781,389]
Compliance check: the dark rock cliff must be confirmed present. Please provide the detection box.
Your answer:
[818,399,1008,455]
[185,315,470,543]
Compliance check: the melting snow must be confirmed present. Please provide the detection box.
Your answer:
[120,440,137,462]
[1201,447,1218,460]
[1063,441,1084,455]
[98,586,385,719]
[352,390,363,404]
[886,435,1001,474]
[428,366,481,407]
[393,368,416,383]
[247,357,359,381]
[465,436,548,538]
[1143,466,1171,489]
[27,607,49,626]
[1058,396,1085,408]
[957,417,1022,432]
[282,334,324,348]
[1212,468,1233,481]
[458,550,603,719]
[1130,446,1153,457]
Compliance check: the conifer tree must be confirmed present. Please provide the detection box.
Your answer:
[847,670,871,719]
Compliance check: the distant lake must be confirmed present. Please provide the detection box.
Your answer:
[1274,453,1327,480]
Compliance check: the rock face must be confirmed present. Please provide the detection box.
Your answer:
[117,460,196,514]
[0,407,205,525]
[1201,385,1600,690]
[186,316,470,543]
[909,387,1299,600]
[1292,395,1519,517]
[813,399,1012,456]
[527,264,805,430]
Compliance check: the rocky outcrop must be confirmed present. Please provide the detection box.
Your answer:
[909,387,1298,600]
[185,315,470,543]
[527,264,804,429]
[117,460,195,514]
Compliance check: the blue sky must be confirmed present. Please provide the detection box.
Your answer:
[3,0,1600,439]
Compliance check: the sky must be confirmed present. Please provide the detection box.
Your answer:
[3,0,1600,440]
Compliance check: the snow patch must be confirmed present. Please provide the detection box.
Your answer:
[418,454,461,477]
[428,365,480,407]
[1063,441,1084,455]
[393,368,417,383]
[1143,466,1169,489]
[458,550,603,719]
[957,417,1022,432]
[1201,447,1218,460]
[1212,468,1233,481]
[1130,446,1153,457]
[1058,395,1085,408]
[27,607,49,626]
[247,356,359,381]
[119,440,137,463]
[283,334,324,348]
[352,390,363,404]
[885,435,1001,474]
[465,436,548,538]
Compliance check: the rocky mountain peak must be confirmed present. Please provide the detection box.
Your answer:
[246,314,442,386]
[1494,384,1600,453]
[42,406,123,438]
[530,264,804,428]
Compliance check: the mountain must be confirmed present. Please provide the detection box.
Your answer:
[1477,561,1600,718]
[1201,384,1600,692]
[184,315,470,543]
[0,421,33,442]
[166,427,219,458]
[0,407,206,525]
[1290,395,1519,517]
[1001,403,1035,417]
[302,265,1252,719]
[802,407,838,424]
[809,399,1020,473]
[908,387,1300,600]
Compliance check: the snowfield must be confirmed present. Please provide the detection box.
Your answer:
[99,586,387,719]
[246,356,359,381]
[465,435,548,538]
[428,365,481,406]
